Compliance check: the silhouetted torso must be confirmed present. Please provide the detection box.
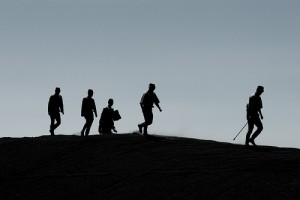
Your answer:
[140,91,160,110]
[48,95,63,115]
[81,97,96,117]
[247,94,263,117]
[100,107,114,126]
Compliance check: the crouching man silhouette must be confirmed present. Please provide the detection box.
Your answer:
[99,98,121,134]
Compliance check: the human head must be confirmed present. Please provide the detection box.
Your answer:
[55,87,61,95]
[88,89,94,97]
[108,98,114,107]
[256,86,264,95]
[149,83,156,92]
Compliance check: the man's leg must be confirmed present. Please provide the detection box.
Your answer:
[81,124,86,136]
[85,122,92,136]
[138,123,144,133]
[245,120,254,146]
[144,125,148,135]
[102,126,112,134]
[250,118,263,142]
[144,111,153,135]
[50,115,55,136]
[53,114,61,130]
[81,116,88,136]
[85,116,94,136]
[138,108,147,133]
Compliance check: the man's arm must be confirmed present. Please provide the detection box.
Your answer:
[93,100,98,117]
[60,96,64,115]
[140,94,145,108]
[258,97,263,119]
[258,109,263,120]
[155,102,162,112]
[48,96,52,115]
[154,93,162,112]
[81,99,85,117]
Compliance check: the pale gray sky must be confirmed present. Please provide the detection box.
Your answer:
[1,0,299,148]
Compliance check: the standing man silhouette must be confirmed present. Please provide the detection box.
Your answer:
[245,86,264,147]
[48,87,64,136]
[138,83,162,136]
[81,89,97,136]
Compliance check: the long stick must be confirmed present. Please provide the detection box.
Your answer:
[233,122,248,141]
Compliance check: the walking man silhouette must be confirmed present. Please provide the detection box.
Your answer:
[245,86,264,147]
[81,89,97,136]
[138,83,162,136]
[48,87,64,136]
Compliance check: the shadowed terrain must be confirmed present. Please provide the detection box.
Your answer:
[0,134,299,200]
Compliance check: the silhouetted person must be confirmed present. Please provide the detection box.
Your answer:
[48,87,64,136]
[245,86,264,147]
[81,89,97,136]
[138,83,162,136]
[99,99,119,134]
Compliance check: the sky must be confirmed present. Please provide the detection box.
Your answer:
[0,0,299,148]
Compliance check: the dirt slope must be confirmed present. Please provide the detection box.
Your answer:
[0,134,299,200]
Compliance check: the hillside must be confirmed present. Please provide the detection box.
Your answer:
[0,134,299,200]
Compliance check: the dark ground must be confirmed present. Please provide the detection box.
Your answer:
[0,133,299,200]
